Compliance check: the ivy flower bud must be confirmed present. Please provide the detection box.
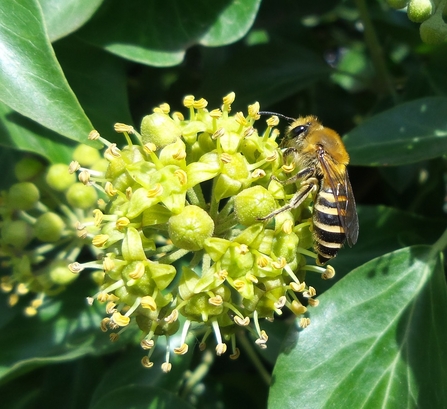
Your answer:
[141,112,182,147]
[34,212,65,242]
[72,144,101,167]
[407,0,434,22]
[1,220,34,249]
[168,205,214,251]
[8,182,40,210]
[14,157,44,181]
[46,164,76,192]
[214,153,250,201]
[46,260,78,286]
[234,186,277,226]
[65,183,98,209]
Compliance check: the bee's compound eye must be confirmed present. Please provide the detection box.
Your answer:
[291,124,308,137]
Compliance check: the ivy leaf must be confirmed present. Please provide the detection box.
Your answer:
[77,0,261,67]
[0,0,93,143]
[344,97,447,166]
[269,245,447,408]
[38,0,104,41]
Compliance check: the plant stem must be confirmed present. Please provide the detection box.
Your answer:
[180,349,214,399]
[238,331,272,386]
[431,227,447,255]
[353,0,397,100]
[157,248,190,264]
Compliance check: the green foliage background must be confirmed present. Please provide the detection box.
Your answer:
[1,0,447,408]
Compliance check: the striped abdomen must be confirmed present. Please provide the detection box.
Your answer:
[312,187,347,265]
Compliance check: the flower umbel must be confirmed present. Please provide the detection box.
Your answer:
[73,93,330,369]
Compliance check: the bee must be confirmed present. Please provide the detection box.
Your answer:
[259,113,359,265]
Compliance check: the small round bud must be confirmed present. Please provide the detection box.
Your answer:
[407,0,434,23]
[65,183,98,209]
[46,164,76,192]
[141,112,181,147]
[34,212,65,242]
[47,260,78,286]
[8,182,40,210]
[72,144,101,167]
[168,205,214,251]
[1,220,34,248]
[234,186,276,226]
[14,157,44,181]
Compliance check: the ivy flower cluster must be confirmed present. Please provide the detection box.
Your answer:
[0,92,335,371]
[0,146,105,315]
[68,92,334,371]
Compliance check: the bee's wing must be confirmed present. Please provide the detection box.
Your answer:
[319,154,359,247]
[342,174,359,246]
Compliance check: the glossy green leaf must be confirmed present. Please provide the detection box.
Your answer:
[77,0,261,67]
[0,34,129,160]
[0,0,93,142]
[38,0,103,41]
[344,97,447,166]
[198,0,261,47]
[269,246,447,409]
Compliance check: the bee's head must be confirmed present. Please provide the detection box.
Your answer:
[284,115,322,148]
[258,112,323,147]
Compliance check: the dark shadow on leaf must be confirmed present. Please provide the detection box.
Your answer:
[2,109,75,163]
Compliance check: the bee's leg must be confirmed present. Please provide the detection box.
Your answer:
[258,178,317,220]
[278,166,315,186]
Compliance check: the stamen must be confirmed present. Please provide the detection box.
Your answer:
[164,309,179,323]
[174,343,189,355]
[208,295,223,306]
[68,161,81,173]
[141,356,154,368]
[114,123,135,134]
[140,296,156,311]
[299,317,311,328]
[251,169,266,179]
[234,316,250,326]
[141,339,155,350]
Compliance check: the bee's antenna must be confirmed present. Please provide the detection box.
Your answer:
[258,111,295,123]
